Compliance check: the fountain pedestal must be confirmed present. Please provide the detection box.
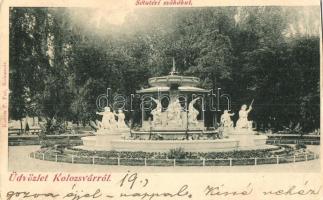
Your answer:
[229,129,268,147]
[81,128,130,149]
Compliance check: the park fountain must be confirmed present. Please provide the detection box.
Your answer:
[81,62,269,152]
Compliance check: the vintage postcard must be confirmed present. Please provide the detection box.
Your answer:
[0,0,322,199]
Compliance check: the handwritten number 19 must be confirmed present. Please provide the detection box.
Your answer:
[120,172,149,189]
[120,172,138,189]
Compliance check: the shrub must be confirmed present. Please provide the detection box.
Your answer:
[295,143,307,149]
[167,147,186,159]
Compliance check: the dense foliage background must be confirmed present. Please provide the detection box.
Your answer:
[9,7,320,132]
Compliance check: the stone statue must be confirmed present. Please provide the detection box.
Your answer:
[169,99,182,118]
[188,97,200,125]
[114,109,127,129]
[96,106,117,130]
[236,104,252,129]
[220,110,235,128]
[151,97,163,126]
[166,98,183,126]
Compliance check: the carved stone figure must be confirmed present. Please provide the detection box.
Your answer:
[96,106,117,130]
[114,109,127,129]
[236,104,253,129]
[169,99,182,119]
[166,98,183,127]
[188,97,200,125]
[151,97,163,126]
[220,110,235,128]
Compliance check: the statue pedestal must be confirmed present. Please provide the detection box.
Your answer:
[222,127,234,137]
[81,128,130,149]
[230,133,255,147]
[229,128,268,147]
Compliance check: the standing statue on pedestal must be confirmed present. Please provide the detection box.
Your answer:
[166,98,183,127]
[188,97,200,126]
[114,109,127,129]
[220,110,235,128]
[151,97,162,126]
[168,99,182,120]
[96,106,117,130]
[236,101,253,129]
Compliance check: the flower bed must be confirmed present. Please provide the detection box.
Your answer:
[256,157,277,165]
[66,146,285,160]
[232,158,255,166]
[94,158,118,165]
[176,159,204,166]
[205,159,230,166]
[30,144,319,166]
[119,158,145,166]
[146,159,174,167]
[73,156,93,164]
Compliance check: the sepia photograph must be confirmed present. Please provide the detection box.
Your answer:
[7,5,321,173]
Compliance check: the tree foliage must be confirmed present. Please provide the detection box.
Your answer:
[9,7,320,132]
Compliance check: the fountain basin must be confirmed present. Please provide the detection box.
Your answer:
[110,139,239,152]
[131,129,217,140]
[148,75,201,87]
[80,134,271,153]
[80,138,240,152]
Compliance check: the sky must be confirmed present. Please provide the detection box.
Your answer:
[65,6,321,38]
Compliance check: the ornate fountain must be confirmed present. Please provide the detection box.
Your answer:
[132,61,214,140]
[81,62,269,152]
